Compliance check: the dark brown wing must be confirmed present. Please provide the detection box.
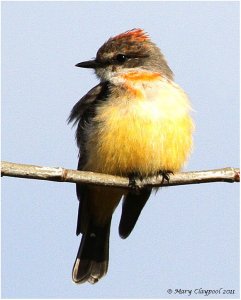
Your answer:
[68,81,110,235]
[68,81,109,148]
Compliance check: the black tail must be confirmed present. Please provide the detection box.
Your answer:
[119,188,152,239]
[72,221,111,284]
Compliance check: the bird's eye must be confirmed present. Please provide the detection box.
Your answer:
[116,54,128,63]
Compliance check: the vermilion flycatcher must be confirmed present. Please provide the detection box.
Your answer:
[69,29,194,284]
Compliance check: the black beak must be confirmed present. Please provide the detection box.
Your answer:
[75,59,100,69]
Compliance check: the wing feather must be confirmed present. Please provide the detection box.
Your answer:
[68,81,110,235]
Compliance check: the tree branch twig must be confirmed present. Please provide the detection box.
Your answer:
[1,161,239,189]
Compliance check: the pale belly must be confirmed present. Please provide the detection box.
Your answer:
[83,86,194,176]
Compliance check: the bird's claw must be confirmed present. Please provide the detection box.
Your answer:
[128,172,142,194]
[158,170,173,185]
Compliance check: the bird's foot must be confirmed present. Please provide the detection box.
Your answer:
[158,170,173,185]
[128,172,143,194]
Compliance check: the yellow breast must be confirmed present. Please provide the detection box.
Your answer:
[84,75,194,176]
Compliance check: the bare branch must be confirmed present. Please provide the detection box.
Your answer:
[1,161,240,189]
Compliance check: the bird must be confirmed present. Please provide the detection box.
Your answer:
[68,28,194,284]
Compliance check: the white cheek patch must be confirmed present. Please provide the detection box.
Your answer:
[95,68,117,81]
[95,67,138,82]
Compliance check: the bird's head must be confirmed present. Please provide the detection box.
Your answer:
[76,29,173,81]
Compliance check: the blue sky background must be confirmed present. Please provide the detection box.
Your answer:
[2,1,239,298]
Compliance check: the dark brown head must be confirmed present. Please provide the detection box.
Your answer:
[76,29,173,81]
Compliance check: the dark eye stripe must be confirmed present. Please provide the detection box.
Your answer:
[95,53,150,67]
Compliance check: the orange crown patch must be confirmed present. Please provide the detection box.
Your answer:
[110,29,149,42]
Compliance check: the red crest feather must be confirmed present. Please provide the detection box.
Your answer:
[110,28,149,42]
